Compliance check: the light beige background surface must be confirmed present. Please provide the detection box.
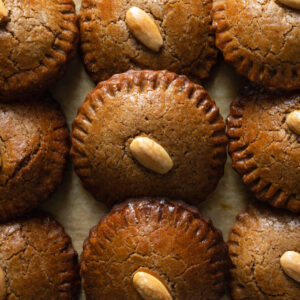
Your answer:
[41,1,253,299]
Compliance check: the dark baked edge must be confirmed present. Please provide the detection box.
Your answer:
[226,89,300,212]
[211,0,300,91]
[0,0,79,101]
[70,70,228,204]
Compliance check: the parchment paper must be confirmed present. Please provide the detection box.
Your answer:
[41,1,254,298]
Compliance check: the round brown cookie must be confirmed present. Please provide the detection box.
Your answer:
[228,202,300,300]
[79,0,217,83]
[227,86,300,212]
[71,70,227,206]
[0,212,80,299]
[81,198,230,300]
[212,0,300,91]
[0,95,69,221]
[0,0,78,101]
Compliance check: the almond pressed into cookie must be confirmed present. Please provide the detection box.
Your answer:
[79,0,217,82]
[227,86,300,212]
[81,198,230,300]
[71,70,227,206]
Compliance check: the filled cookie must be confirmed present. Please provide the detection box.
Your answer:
[79,0,217,82]
[0,212,80,299]
[228,202,300,299]
[81,198,230,300]
[227,86,300,212]
[212,0,300,91]
[0,0,78,101]
[71,70,227,206]
[0,95,69,221]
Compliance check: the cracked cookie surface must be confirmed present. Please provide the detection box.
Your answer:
[228,202,300,300]
[227,86,300,212]
[0,0,78,101]
[79,0,217,83]
[212,0,300,91]
[80,198,230,300]
[71,70,227,206]
[0,212,80,299]
[0,95,69,221]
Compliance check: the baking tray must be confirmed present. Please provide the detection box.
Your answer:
[41,1,253,298]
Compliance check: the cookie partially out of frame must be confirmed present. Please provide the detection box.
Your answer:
[227,86,300,212]
[0,0,78,101]
[0,95,69,221]
[212,0,300,91]
[0,212,80,299]
[79,0,217,83]
[71,70,227,207]
[228,202,300,300]
[81,198,230,300]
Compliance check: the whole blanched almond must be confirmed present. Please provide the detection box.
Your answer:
[280,251,300,282]
[0,267,6,300]
[133,271,172,300]
[286,110,300,135]
[277,0,300,9]
[130,137,173,174]
[0,0,8,23]
[126,7,163,52]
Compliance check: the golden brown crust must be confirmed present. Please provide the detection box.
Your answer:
[0,95,69,221]
[212,0,300,91]
[0,211,80,299]
[80,197,230,300]
[79,0,217,82]
[0,0,78,101]
[71,70,227,206]
[228,202,300,299]
[227,86,300,212]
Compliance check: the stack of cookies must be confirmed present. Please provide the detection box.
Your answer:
[0,0,299,298]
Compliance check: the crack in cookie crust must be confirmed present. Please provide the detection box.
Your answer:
[0,0,78,101]
[227,86,300,212]
[0,96,69,221]
[212,0,300,90]
[80,198,230,300]
[0,212,80,300]
[228,203,300,299]
[79,0,217,83]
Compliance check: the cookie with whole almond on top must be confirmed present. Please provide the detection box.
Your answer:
[79,0,217,82]
[228,202,300,300]
[227,86,300,212]
[71,70,227,206]
[212,0,300,91]
[80,198,230,300]
[0,0,78,101]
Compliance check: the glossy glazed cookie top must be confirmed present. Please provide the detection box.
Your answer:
[229,202,300,299]
[0,212,80,300]
[81,198,230,300]
[79,0,217,82]
[0,96,69,221]
[71,70,227,206]
[212,0,300,90]
[227,86,300,212]
[0,0,78,100]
